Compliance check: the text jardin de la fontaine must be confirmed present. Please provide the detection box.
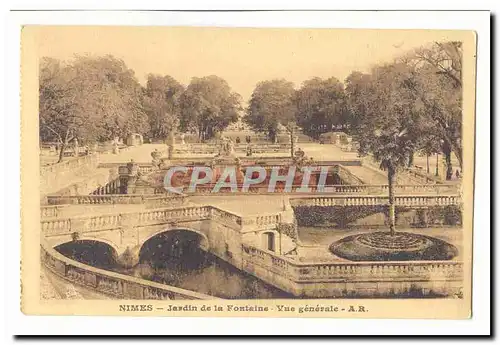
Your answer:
[119,304,368,313]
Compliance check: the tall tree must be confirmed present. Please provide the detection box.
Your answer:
[180,76,241,141]
[245,79,296,142]
[294,77,347,138]
[39,55,148,162]
[143,74,184,141]
[348,63,424,235]
[409,42,463,178]
[344,71,375,134]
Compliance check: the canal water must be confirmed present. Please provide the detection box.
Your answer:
[55,238,293,299]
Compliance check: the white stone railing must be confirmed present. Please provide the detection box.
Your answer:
[45,194,187,207]
[242,244,463,283]
[137,206,212,226]
[40,153,99,176]
[239,212,283,232]
[291,195,461,207]
[41,205,243,237]
[40,154,101,195]
[189,184,459,195]
[40,205,68,218]
[41,238,216,300]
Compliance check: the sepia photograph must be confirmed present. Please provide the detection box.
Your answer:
[19,24,478,320]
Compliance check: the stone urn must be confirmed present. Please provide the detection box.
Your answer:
[127,160,139,176]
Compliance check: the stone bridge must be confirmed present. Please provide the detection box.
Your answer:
[42,205,292,269]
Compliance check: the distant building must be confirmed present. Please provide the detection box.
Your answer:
[319,131,349,145]
[126,133,144,146]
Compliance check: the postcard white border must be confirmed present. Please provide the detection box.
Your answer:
[4,8,491,337]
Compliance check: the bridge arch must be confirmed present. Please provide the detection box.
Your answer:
[140,227,209,251]
[50,236,121,254]
[53,238,119,268]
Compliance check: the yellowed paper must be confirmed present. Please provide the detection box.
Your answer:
[21,26,475,319]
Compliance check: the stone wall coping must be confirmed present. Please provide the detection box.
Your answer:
[41,237,218,300]
[243,244,463,268]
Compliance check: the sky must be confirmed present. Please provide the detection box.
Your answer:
[35,26,461,103]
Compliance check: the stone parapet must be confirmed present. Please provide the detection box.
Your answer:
[40,238,216,300]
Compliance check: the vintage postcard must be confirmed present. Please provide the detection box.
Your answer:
[21,26,476,319]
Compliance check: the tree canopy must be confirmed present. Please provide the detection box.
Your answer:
[294,77,347,138]
[244,79,296,142]
[143,74,184,141]
[39,55,148,161]
[180,75,242,141]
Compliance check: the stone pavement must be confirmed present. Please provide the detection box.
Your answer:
[98,144,167,164]
[189,194,287,215]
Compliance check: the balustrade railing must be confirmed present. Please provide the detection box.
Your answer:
[40,153,99,176]
[293,195,461,207]
[40,205,67,218]
[184,183,458,195]
[242,244,463,283]
[46,194,187,206]
[41,238,215,300]
[41,205,243,237]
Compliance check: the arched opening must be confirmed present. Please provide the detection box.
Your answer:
[54,240,118,269]
[138,229,208,270]
[114,229,292,299]
[263,232,276,252]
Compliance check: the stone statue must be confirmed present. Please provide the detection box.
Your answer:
[151,149,161,169]
[246,144,253,157]
[112,141,119,154]
[73,138,79,157]
[179,133,186,145]
[226,138,235,156]
[219,136,236,157]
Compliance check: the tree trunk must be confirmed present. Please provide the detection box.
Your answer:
[454,146,463,170]
[57,140,67,163]
[426,154,430,174]
[269,129,277,144]
[408,151,414,167]
[290,130,295,158]
[445,152,453,180]
[387,165,396,236]
[442,141,453,180]
[435,153,439,176]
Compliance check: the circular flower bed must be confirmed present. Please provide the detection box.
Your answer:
[329,231,458,261]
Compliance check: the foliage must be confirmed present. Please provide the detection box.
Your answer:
[179,76,242,141]
[347,63,422,173]
[408,42,463,174]
[294,77,347,138]
[244,79,296,142]
[143,74,184,141]
[39,55,148,161]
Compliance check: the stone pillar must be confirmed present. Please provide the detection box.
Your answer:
[126,160,139,194]
[416,208,429,227]
[115,245,140,268]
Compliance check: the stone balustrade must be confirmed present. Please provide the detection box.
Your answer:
[137,206,212,226]
[41,205,243,237]
[211,207,243,227]
[40,153,99,176]
[190,183,458,195]
[40,205,68,218]
[293,195,461,207]
[41,238,215,300]
[46,194,187,207]
[255,213,282,227]
[40,154,101,195]
[241,244,463,283]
